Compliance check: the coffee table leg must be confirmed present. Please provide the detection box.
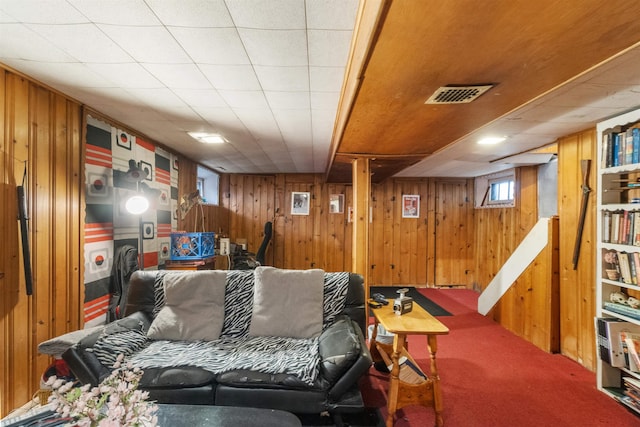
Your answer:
[428,334,444,427]
[386,332,406,427]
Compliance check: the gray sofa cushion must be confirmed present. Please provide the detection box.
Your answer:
[148,271,227,341]
[249,267,324,339]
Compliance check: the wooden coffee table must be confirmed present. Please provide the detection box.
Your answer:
[369,300,449,427]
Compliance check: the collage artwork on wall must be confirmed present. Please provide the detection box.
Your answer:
[83,116,180,327]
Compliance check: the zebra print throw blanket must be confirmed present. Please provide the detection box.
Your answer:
[128,335,320,385]
[122,270,350,386]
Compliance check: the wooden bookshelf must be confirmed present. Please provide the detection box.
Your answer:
[597,108,640,417]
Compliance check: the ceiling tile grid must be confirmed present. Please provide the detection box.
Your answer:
[0,0,358,175]
[4,1,639,179]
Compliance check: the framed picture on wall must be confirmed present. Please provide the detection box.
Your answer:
[402,194,420,218]
[291,191,310,215]
[329,194,344,214]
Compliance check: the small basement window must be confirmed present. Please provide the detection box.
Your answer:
[197,165,219,205]
[475,169,516,208]
[488,177,514,204]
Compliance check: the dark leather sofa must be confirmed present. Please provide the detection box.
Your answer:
[63,270,372,418]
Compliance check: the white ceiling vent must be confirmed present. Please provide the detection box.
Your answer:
[425,85,494,104]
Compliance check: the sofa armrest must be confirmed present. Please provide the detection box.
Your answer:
[38,325,104,358]
[318,315,372,398]
[62,311,152,386]
[328,321,372,401]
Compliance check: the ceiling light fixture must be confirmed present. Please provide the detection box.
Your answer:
[188,132,227,144]
[478,136,506,145]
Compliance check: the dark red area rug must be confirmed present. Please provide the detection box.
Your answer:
[359,288,639,427]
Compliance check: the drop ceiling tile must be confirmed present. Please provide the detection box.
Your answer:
[306,0,359,30]
[98,25,190,63]
[167,119,216,132]
[25,23,132,63]
[127,88,188,108]
[238,28,307,66]
[265,91,309,109]
[234,108,279,131]
[85,63,162,89]
[524,104,613,123]
[23,62,114,88]
[254,65,309,91]
[255,136,288,150]
[309,66,346,92]
[590,49,640,85]
[0,0,88,24]
[273,109,311,131]
[68,0,160,25]
[143,63,211,89]
[146,0,232,27]
[173,88,227,108]
[308,30,353,67]
[522,120,591,136]
[544,82,640,110]
[0,9,17,23]
[289,149,314,172]
[310,92,340,110]
[157,105,203,122]
[226,0,304,29]
[199,64,260,90]
[59,86,141,107]
[219,90,269,109]
[312,120,333,146]
[104,105,166,122]
[169,27,250,64]
[191,107,244,128]
[0,24,76,61]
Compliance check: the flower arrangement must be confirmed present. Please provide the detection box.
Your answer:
[46,354,158,427]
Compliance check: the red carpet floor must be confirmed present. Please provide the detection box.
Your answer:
[361,288,640,426]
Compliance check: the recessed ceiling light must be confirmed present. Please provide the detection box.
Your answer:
[478,136,506,145]
[188,132,227,144]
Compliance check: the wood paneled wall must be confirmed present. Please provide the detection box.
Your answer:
[220,174,353,271]
[1,70,83,416]
[0,65,600,415]
[218,174,476,284]
[558,129,597,369]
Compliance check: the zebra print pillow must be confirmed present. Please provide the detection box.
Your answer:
[322,272,350,329]
[91,328,148,368]
[220,270,254,338]
[152,271,169,318]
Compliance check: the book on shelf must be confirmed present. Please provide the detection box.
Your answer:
[625,335,640,372]
[596,318,640,367]
[634,252,640,284]
[625,128,634,165]
[601,125,640,168]
[602,248,621,281]
[623,376,640,408]
[624,376,640,393]
[604,302,640,321]
[602,210,640,246]
[603,211,611,243]
[600,248,640,283]
[618,252,633,284]
[612,211,622,243]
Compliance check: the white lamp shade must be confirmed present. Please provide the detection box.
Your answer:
[125,195,149,215]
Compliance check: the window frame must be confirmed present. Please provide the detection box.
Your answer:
[475,169,516,209]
